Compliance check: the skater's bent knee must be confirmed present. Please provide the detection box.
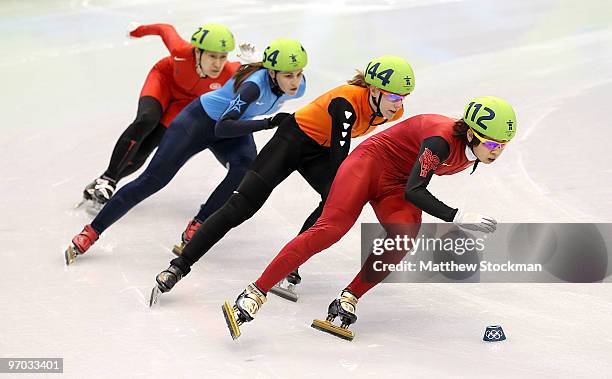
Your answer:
[134,110,159,126]
[222,192,258,225]
[124,174,169,201]
[235,171,272,208]
[127,113,160,136]
[227,155,255,171]
[300,223,347,253]
[318,208,355,234]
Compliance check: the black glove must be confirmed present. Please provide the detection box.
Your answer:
[266,112,291,129]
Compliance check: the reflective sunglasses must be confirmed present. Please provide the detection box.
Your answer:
[380,89,407,103]
[472,129,508,150]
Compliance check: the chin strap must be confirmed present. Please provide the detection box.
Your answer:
[194,48,207,78]
[268,71,284,96]
[465,144,479,175]
[470,160,480,175]
[368,92,388,127]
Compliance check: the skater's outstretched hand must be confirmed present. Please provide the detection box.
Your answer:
[237,43,260,63]
[266,112,291,129]
[453,210,497,233]
[127,22,141,38]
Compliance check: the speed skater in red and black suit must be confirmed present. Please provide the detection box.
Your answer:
[221,96,518,341]
[80,23,240,208]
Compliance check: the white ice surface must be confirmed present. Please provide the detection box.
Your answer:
[1,0,612,378]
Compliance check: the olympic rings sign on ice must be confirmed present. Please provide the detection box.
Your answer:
[485,330,503,340]
[483,325,506,342]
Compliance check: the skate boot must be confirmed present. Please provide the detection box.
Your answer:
[269,269,301,302]
[92,175,117,205]
[311,289,358,341]
[83,179,96,201]
[149,264,187,307]
[172,218,202,256]
[64,224,99,265]
[222,283,267,340]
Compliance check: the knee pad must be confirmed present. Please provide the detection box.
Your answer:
[134,109,159,127]
[217,171,272,227]
[219,192,255,227]
[124,113,160,141]
[235,170,273,210]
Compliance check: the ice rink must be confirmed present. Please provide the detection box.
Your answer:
[2,0,612,377]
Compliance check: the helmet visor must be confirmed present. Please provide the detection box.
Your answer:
[380,89,407,103]
[472,129,508,150]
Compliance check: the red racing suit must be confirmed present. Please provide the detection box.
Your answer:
[131,24,240,127]
[255,114,476,297]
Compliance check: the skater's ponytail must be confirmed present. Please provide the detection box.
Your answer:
[233,62,265,92]
[347,70,368,88]
[453,119,480,148]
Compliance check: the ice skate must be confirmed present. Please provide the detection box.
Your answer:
[311,290,358,341]
[64,225,99,265]
[75,177,110,214]
[92,176,117,205]
[221,283,267,340]
[269,269,301,302]
[74,179,97,208]
[149,265,186,307]
[172,218,202,256]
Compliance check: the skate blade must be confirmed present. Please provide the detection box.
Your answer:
[269,284,299,302]
[311,319,354,341]
[74,198,87,209]
[222,301,241,340]
[149,285,162,307]
[64,245,78,266]
[171,243,184,257]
